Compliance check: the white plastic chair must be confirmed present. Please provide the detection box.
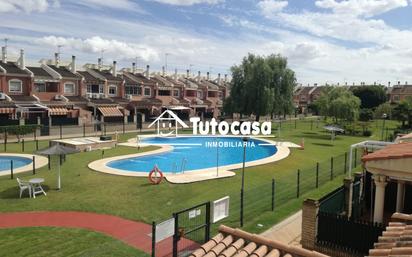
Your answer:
[17,178,31,198]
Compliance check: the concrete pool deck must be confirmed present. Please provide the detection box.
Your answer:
[0,153,48,176]
[88,137,300,183]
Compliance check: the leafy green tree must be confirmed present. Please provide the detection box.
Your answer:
[359,109,374,122]
[374,102,393,119]
[315,87,361,122]
[351,85,387,109]
[392,100,412,128]
[225,53,296,120]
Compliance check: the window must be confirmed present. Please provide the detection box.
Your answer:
[99,85,104,94]
[9,79,22,93]
[173,89,180,97]
[64,83,75,94]
[144,87,151,96]
[87,85,92,93]
[197,90,203,99]
[125,85,142,95]
[108,85,117,96]
[34,82,46,92]
[158,90,171,96]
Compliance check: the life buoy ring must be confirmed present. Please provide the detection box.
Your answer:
[148,165,163,185]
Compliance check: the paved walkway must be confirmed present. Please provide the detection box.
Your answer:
[260,211,302,246]
[0,211,197,257]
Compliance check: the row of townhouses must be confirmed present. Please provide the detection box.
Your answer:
[0,47,230,127]
[294,82,412,113]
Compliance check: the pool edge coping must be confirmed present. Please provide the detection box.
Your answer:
[0,153,49,177]
[87,137,292,183]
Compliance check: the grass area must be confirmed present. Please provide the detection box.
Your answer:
[0,118,400,251]
[0,227,148,257]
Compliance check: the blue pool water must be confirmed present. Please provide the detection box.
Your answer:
[0,156,32,171]
[108,137,277,173]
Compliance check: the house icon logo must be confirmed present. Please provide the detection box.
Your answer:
[148,110,189,136]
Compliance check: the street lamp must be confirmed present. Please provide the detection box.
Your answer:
[381,113,387,141]
[240,136,248,227]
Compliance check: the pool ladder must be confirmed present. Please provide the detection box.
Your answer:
[180,158,187,174]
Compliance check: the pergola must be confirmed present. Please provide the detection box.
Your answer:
[362,142,412,223]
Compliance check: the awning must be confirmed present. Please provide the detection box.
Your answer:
[49,107,68,116]
[98,106,123,117]
[0,108,15,114]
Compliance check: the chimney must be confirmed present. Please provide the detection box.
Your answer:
[132,62,136,73]
[207,72,210,81]
[186,69,190,78]
[98,58,102,71]
[18,49,25,70]
[112,61,117,77]
[388,81,391,87]
[197,71,201,82]
[217,73,221,84]
[71,55,76,73]
[1,46,6,63]
[174,68,178,80]
[145,65,150,78]
[398,81,401,85]
[406,81,408,85]
[162,66,165,76]
[224,74,227,82]
[54,52,60,67]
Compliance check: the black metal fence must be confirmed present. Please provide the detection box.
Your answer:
[317,212,384,255]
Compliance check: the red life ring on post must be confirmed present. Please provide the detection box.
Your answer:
[148,165,163,185]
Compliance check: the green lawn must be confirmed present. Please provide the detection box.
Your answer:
[0,118,400,254]
[0,227,148,257]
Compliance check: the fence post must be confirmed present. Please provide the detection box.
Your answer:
[344,152,347,174]
[33,130,36,141]
[48,155,51,170]
[22,139,25,152]
[4,131,6,152]
[151,221,156,257]
[32,156,35,175]
[36,140,39,150]
[172,213,179,257]
[354,148,358,168]
[123,120,125,134]
[240,189,244,227]
[59,124,62,139]
[10,160,13,179]
[297,169,300,198]
[83,123,86,137]
[205,201,211,242]
[271,179,275,211]
[294,119,297,129]
[316,162,319,188]
[330,157,334,180]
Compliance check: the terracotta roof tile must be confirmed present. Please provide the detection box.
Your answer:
[189,225,329,257]
[362,142,412,162]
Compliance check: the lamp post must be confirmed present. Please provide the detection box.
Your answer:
[381,113,387,141]
[240,136,248,227]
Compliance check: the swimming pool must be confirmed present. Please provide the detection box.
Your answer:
[0,156,32,171]
[107,136,277,173]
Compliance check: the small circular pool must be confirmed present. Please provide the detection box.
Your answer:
[0,156,33,171]
[107,136,277,173]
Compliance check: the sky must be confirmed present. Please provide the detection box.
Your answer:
[1,0,412,85]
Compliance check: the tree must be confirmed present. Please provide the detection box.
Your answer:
[392,100,412,128]
[224,53,296,121]
[351,85,387,109]
[315,87,361,122]
[359,108,374,122]
[374,102,393,119]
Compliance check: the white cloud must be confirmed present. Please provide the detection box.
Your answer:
[315,0,408,17]
[150,0,223,6]
[36,36,159,61]
[75,0,141,10]
[257,0,288,17]
[0,0,57,13]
